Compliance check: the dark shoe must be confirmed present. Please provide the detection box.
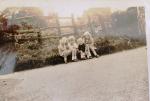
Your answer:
[95,55,99,58]
[81,57,87,60]
[88,56,92,59]
[72,59,78,62]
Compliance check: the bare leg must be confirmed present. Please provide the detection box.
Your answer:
[64,56,67,63]
[85,45,91,58]
[80,51,86,59]
[63,50,71,63]
[72,49,77,61]
[89,46,99,57]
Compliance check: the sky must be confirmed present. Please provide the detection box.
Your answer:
[0,0,146,16]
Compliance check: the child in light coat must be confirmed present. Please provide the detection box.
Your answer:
[82,31,99,58]
[58,37,71,63]
[68,36,78,61]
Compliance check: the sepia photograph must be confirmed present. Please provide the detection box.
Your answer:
[0,0,149,101]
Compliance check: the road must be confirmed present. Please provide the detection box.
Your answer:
[0,43,17,75]
[0,47,148,101]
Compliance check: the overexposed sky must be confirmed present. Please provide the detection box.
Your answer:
[0,0,146,16]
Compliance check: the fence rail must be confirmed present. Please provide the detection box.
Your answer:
[3,14,113,43]
[13,14,80,42]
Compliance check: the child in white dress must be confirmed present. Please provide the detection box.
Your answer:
[58,37,71,63]
[82,31,99,58]
[68,36,78,61]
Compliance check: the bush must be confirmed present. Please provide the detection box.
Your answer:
[14,36,145,72]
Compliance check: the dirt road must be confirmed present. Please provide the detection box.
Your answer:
[0,47,148,101]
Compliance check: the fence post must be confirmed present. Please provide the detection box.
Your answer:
[55,14,61,35]
[71,14,78,36]
[87,15,94,35]
[35,17,42,44]
[11,12,16,41]
[98,15,106,35]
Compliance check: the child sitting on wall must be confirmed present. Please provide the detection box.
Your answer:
[82,31,99,58]
[58,37,71,63]
[77,38,86,60]
[68,36,78,61]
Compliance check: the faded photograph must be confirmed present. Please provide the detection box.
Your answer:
[0,0,148,101]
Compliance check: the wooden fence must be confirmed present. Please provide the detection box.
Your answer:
[7,14,113,43]
[16,14,78,34]
[10,14,79,43]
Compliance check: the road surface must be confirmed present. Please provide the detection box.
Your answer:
[0,47,148,101]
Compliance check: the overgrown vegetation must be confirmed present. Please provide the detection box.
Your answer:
[14,36,146,72]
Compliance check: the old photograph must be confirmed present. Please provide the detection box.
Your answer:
[0,0,148,101]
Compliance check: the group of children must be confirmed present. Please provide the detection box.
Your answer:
[58,31,99,63]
